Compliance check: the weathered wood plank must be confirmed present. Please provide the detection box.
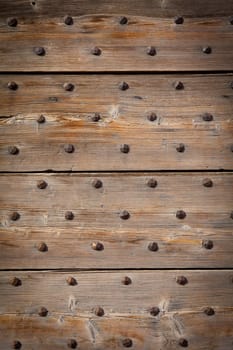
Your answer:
[0,0,233,19]
[0,74,232,171]
[0,173,232,269]
[0,16,233,71]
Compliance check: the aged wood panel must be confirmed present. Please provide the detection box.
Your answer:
[0,0,233,19]
[0,74,232,171]
[0,16,233,71]
[0,173,232,269]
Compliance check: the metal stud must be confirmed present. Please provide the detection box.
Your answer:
[202,178,213,188]
[8,145,19,155]
[92,179,103,189]
[38,306,48,317]
[92,113,101,122]
[202,239,213,250]
[176,210,186,219]
[174,81,184,90]
[66,276,77,286]
[119,16,128,25]
[147,112,157,121]
[37,242,48,252]
[65,211,74,220]
[122,276,132,285]
[178,338,188,347]
[202,46,212,54]
[7,17,18,27]
[64,144,75,153]
[122,338,133,348]
[148,242,159,252]
[176,143,185,153]
[120,210,130,220]
[34,47,46,56]
[37,115,46,124]
[120,144,130,153]
[150,306,160,316]
[202,113,213,122]
[63,83,75,91]
[147,178,158,188]
[147,46,156,56]
[67,339,78,349]
[13,341,22,349]
[7,81,18,90]
[91,47,102,56]
[176,276,188,285]
[230,17,233,25]
[174,16,184,24]
[230,211,233,219]
[119,81,129,91]
[91,241,104,251]
[11,277,22,287]
[37,180,48,189]
[10,212,20,221]
[93,306,104,317]
[64,15,73,25]
[204,307,215,316]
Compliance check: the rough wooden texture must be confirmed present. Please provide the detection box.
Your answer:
[0,0,233,18]
[0,16,233,71]
[0,74,232,171]
[0,173,232,269]
[0,271,232,349]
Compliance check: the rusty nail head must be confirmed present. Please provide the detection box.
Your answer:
[176,275,188,285]
[202,239,213,250]
[147,112,157,121]
[150,306,160,316]
[34,47,45,56]
[174,16,184,24]
[92,179,103,189]
[179,338,188,347]
[91,47,101,56]
[230,211,233,219]
[148,242,159,252]
[8,145,19,155]
[37,180,47,189]
[202,46,212,54]
[8,81,18,90]
[176,210,186,219]
[231,145,233,152]
[120,210,130,220]
[91,241,104,251]
[202,178,213,187]
[230,17,233,24]
[11,277,22,287]
[38,306,48,317]
[10,211,20,221]
[92,113,101,122]
[64,144,75,153]
[174,81,184,90]
[122,276,132,285]
[119,16,128,25]
[64,15,73,25]
[67,339,78,349]
[176,143,185,153]
[147,46,156,56]
[66,276,77,286]
[63,83,74,91]
[94,306,104,317]
[202,113,213,122]
[147,178,158,188]
[7,17,18,27]
[37,242,48,252]
[37,115,46,123]
[120,144,130,153]
[204,307,215,316]
[13,341,22,349]
[119,81,129,91]
[122,338,133,348]
[65,211,74,220]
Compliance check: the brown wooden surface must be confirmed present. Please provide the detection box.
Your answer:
[0,0,233,19]
[0,270,232,349]
[0,173,232,269]
[0,74,232,171]
[0,16,233,71]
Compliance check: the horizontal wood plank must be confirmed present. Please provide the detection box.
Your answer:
[0,173,232,269]
[1,0,233,18]
[0,74,232,171]
[0,16,233,71]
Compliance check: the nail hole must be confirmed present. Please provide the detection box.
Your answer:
[176,210,186,219]
[92,113,101,122]
[63,83,75,91]
[8,146,19,155]
[7,17,18,27]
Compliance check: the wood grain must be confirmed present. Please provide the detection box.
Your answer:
[0,74,232,171]
[0,16,232,71]
[0,173,232,269]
